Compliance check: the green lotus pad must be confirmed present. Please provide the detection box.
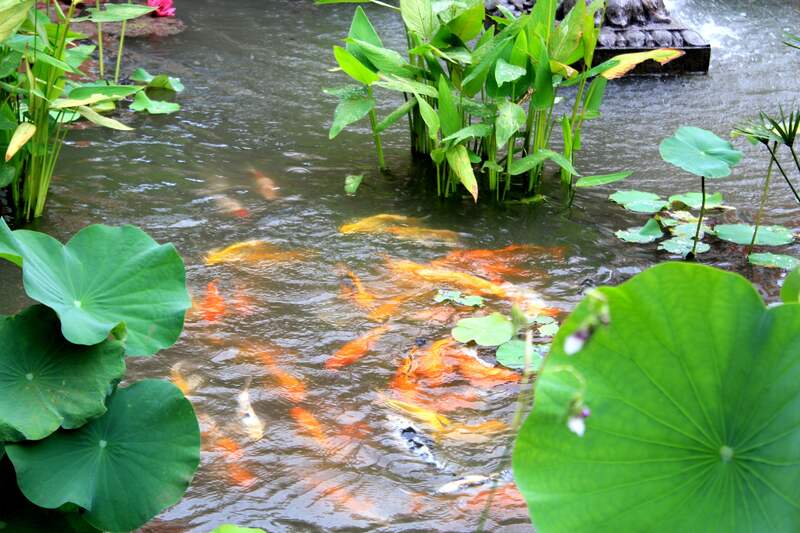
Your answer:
[513,263,800,532]
[0,219,190,356]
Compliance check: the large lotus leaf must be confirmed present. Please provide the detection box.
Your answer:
[0,458,98,532]
[7,380,201,532]
[0,220,190,356]
[715,224,795,246]
[0,305,125,442]
[513,263,800,532]
[659,126,742,178]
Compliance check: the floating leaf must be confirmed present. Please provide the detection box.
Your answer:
[659,126,742,178]
[715,224,794,246]
[496,340,546,371]
[210,527,266,533]
[452,312,513,346]
[514,262,800,531]
[748,253,800,270]
[0,305,125,442]
[574,171,632,188]
[670,222,713,240]
[129,92,181,115]
[344,174,364,195]
[0,220,190,356]
[434,289,484,307]
[615,218,663,244]
[538,321,559,337]
[609,190,668,214]
[658,237,709,257]
[669,192,724,210]
[130,68,185,93]
[7,380,200,532]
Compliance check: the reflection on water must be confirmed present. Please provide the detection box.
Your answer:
[1,0,798,530]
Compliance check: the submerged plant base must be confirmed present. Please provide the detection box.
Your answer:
[0,187,15,228]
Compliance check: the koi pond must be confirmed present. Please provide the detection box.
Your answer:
[1,0,799,531]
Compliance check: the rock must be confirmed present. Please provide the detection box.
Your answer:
[599,27,618,48]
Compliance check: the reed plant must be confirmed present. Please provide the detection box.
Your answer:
[320,0,682,202]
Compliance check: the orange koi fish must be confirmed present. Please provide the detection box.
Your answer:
[258,351,306,403]
[232,286,256,316]
[248,167,280,200]
[440,420,509,443]
[339,268,376,310]
[339,214,422,234]
[227,463,258,488]
[301,472,382,520]
[325,325,391,370]
[411,338,453,385]
[202,281,226,322]
[215,195,250,218]
[290,407,329,450]
[387,259,509,298]
[205,240,311,266]
[449,351,520,387]
[170,362,203,396]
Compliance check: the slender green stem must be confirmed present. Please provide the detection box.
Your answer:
[748,143,776,255]
[790,145,800,179]
[690,176,706,258]
[114,0,132,84]
[366,85,385,171]
[95,0,105,79]
[766,143,800,204]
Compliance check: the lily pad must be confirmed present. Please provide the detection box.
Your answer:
[0,305,125,442]
[130,91,181,115]
[7,380,200,532]
[668,192,724,210]
[748,253,800,270]
[130,68,185,93]
[452,312,513,346]
[434,289,484,307]
[715,224,795,246]
[659,126,743,178]
[670,222,714,240]
[615,218,663,244]
[609,190,668,214]
[658,237,710,257]
[0,220,191,356]
[210,527,266,533]
[85,4,155,22]
[496,340,546,371]
[538,322,560,337]
[514,263,800,531]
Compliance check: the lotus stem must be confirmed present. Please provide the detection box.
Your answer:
[95,0,105,79]
[114,0,132,84]
[790,145,800,183]
[366,86,385,171]
[690,176,706,258]
[748,143,776,255]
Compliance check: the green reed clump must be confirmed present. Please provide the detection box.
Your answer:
[319,0,682,203]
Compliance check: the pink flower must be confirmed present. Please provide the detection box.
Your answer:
[147,0,176,17]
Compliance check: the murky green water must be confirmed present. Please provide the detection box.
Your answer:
[1,0,799,531]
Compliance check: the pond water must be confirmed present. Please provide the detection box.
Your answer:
[2,0,799,531]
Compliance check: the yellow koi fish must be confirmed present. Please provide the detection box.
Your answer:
[382,397,452,432]
[170,362,203,396]
[205,240,311,266]
[339,214,422,234]
[387,259,510,298]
